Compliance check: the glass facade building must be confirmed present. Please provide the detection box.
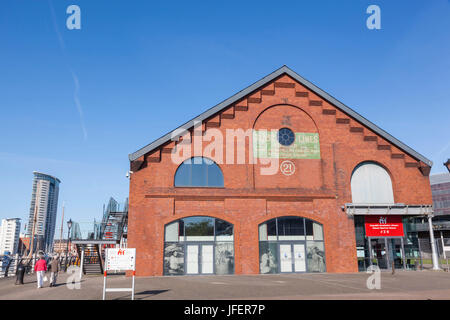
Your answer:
[430,173,450,218]
[26,172,61,252]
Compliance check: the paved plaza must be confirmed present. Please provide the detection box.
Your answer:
[1,270,450,300]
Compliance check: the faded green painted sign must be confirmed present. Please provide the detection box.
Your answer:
[252,130,321,159]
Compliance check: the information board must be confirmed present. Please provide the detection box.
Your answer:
[253,130,320,159]
[105,248,136,271]
[365,215,404,237]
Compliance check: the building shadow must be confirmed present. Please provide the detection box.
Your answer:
[21,279,86,286]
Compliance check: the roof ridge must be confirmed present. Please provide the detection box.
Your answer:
[129,66,432,167]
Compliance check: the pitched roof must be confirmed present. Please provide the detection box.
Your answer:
[129,65,432,167]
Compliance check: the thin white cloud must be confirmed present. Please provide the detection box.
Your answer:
[70,71,88,140]
[436,141,450,157]
[48,0,87,140]
[0,152,82,166]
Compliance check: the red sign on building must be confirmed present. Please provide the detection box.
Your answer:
[364,215,404,237]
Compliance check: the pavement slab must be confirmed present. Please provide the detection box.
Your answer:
[1,270,450,300]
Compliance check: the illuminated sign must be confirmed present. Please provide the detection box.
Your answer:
[365,215,404,237]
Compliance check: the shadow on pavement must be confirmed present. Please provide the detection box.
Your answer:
[135,289,170,300]
[111,289,170,300]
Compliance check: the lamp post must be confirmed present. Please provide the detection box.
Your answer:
[65,219,72,271]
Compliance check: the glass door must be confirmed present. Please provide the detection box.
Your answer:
[279,243,306,273]
[279,244,293,273]
[186,245,199,274]
[369,238,389,269]
[293,244,306,272]
[186,244,214,274]
[201,245,214,274]
[388,238,405,269]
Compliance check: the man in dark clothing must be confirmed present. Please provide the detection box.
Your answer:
[49,256,60,287]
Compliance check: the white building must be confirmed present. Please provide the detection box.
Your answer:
[0,218,21,255]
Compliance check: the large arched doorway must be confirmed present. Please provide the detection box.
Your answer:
[258,216,326,273]
[351,161,394,204]
[350,162,403,271]
[164,216,234,275]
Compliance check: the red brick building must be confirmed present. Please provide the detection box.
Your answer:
[128,66,433,276]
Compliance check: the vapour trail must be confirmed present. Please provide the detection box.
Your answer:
[48,0,88,140]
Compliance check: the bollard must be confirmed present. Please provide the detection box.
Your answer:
[15,261,25,285]
[391,261,395,275]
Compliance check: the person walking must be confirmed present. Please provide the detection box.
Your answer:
[34,254,47,288]
[49,256,60,287]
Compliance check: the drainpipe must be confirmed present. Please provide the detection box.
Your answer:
[428,215,440,270]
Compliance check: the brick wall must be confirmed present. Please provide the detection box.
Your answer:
[128,74,432,276]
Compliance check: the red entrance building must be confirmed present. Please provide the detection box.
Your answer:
[127,66,434,276]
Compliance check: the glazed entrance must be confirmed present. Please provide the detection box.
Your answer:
[259,216,326,274]
[164,216,234,275]
[368,237,406,269]
[279,243,306,273]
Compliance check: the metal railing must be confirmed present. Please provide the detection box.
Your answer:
[357,257,419,272]
[70,198,128,242]
[409,221,450,232]
[0,254,80,279]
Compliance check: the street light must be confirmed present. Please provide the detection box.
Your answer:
[65,219,73,271]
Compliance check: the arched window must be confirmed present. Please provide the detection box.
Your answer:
[164,216,234,275]
[174,157,224,187]
[258,216,325,274]
[351,162,394,204]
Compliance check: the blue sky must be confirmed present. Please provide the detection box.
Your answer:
[0,0,449,234]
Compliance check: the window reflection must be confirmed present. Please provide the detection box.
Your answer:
[278,217,304,236]
[174,157,224,187]
[267,219,277,237]
[215,219,233,241]
[184,217,214,236]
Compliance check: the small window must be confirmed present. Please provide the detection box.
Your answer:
[174,157,224,187]
[184,216,214,237]
[215,219,233,237]
[278,217,304,236]
[278,128,295,146]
